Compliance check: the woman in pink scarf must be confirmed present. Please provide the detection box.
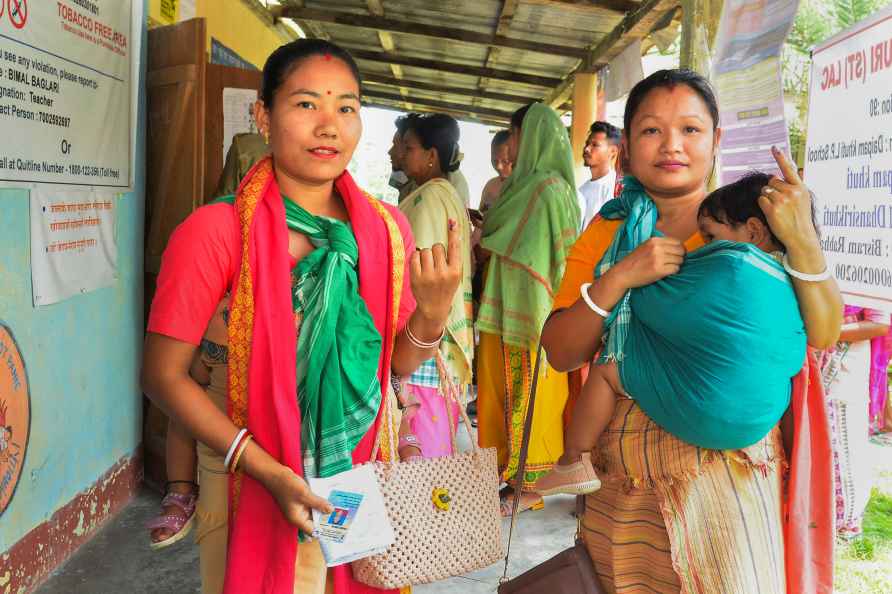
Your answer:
[869,321,892,434]
[142,40,462,593]
[821,305,891,538]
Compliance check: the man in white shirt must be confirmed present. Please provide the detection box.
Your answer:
[577,121,620,232]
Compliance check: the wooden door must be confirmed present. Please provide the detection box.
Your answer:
[144,18,207,487]
[204,64,263,202]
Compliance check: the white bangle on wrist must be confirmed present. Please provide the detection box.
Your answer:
[405,323,444,349]
[782,253,832,282]
[580,283,611,318]
[224,428,248,470]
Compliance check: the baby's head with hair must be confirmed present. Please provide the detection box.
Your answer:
[698,172,783,253]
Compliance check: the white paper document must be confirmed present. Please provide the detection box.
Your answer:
[222,87,259,165]
[309,465,394,567]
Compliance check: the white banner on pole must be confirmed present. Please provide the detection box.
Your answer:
[605,40,644,102]
[805,6,892,309]
[30,187,117,306]
[711,0,800,184]
[0,1,133,188]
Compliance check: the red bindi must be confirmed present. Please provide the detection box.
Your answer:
[327,90,332,95]
[324,53,333,61]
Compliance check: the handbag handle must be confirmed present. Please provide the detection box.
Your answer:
[434,352,478,453]
[371,353,478,463]
[500,341,545,584]
[498,343,585,585]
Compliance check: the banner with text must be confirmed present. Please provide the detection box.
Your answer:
[0,0,132,188]
[712,0,800,184]
[30,187,117,306]
[805,6,892,308]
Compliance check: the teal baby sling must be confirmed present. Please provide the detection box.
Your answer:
[595,177,806,450]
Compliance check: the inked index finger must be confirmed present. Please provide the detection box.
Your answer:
[771,146,802,185]
[445,219,462,271]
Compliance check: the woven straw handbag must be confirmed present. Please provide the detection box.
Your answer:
[352,354,504,589]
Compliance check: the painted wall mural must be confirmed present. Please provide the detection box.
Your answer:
[0,322,30,515]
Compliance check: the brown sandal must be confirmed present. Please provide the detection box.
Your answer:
[499,492,544,517]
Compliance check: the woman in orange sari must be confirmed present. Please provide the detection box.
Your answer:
[542,69,841,594]
[142,40,462,594]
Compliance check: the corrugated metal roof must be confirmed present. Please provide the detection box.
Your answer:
[268,0,680,124]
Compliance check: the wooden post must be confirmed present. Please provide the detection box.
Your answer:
[679,0,722,77]
[680,0,722,188]
[571,72,598,171]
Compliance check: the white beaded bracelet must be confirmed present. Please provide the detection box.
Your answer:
[782,253,832,282]
[580,283,611,318]
[224,428,248,470]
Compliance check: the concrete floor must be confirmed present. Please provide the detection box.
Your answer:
[32,441,892,594]
[36,422,578,594]
[35,489,577,594]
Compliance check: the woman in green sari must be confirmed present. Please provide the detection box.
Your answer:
[476,103,580,514]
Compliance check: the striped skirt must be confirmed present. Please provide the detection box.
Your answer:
[582,399,786,594]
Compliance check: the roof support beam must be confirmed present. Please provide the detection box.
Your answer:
[363,90,514,122]
[363,74,540,105]
[279,0,329,40]
[348,48,563,88]
[273,7,588,59]
[526,0,643,13]
[543,0,678,107]
[364,1,411,110]
[238,0,301,43]
[365,101,509,126]
[479,0,521,106]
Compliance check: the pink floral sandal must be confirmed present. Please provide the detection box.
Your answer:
[146,481,198,550]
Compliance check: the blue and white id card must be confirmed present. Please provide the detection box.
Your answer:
[317,490,364,543]
[309,465,394,566]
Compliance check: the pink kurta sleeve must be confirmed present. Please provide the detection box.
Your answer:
[147,203,238,345]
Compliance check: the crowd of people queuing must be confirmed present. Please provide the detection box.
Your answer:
[140,38,891,594]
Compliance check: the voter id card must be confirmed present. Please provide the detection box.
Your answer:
[316,489,364,543]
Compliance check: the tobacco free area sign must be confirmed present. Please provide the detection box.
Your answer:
[0,0,132,188]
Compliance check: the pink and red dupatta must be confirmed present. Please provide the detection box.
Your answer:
[223,157,411,594]
[784,350,834,594]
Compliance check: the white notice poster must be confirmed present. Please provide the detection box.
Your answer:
[711,0,800,185]
[0,1,133,188]
[179,0,196,22]
[30,187,117,306]
[804,6,892,309]
[222,87,259,165]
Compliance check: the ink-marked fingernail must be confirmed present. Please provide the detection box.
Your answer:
[448,219,456,230]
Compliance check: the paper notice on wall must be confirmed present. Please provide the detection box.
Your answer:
[30,188,117,306]
[711,0,800,185]
[222,88,259,165]
[804,5,892,309]
[0,0,133,188]
[179,0,196,21]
